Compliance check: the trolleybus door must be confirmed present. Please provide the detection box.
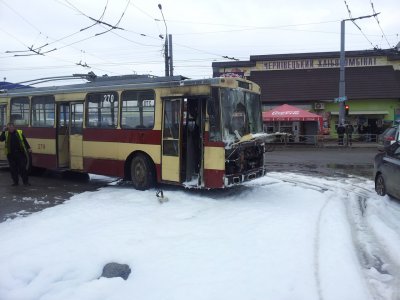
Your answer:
[69,102,84,170]
[161,98,182,182]
[57,103,70,168]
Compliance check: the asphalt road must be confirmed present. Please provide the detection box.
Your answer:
[265,146,378,179]
[0,146,379,222]
[0,169,115,222]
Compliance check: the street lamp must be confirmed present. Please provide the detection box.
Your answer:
[158,4,169,77]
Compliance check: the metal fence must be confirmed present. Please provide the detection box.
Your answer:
[266,133,379,147]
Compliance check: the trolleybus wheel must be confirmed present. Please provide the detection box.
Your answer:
[130,154,155,190]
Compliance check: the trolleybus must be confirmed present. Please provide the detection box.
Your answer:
[0,75,267,189]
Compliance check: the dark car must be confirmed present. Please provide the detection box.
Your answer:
[378,125,399,149]
[374,141,400,199]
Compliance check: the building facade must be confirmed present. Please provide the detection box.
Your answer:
[212,48,400,136]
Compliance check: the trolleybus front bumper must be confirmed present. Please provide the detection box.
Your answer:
[224,166,267,186]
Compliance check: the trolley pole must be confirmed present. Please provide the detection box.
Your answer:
[338,13,379,126]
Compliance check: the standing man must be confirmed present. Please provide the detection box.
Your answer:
[346,124,354,146]
[337,123,345,146]
[0,122,32,186]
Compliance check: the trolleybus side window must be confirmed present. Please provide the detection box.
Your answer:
[121,90,155,129]
[31,95,55,127]
[10,97,30,126]
[0,104,6,128]
[86,92,118,128]
[71,103,83,134]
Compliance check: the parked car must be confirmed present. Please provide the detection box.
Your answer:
[374,141,400,199]
[378,125,399,149]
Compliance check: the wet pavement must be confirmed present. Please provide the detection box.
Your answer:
[0,146,379,223]
[265,146,377,179]
[0,168,116,222]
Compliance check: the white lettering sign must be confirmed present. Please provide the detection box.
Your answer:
[263,57,379,71]
[272,111,300,116]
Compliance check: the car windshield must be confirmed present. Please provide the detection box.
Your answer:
[220,88,262,144]
[383,127,397,137]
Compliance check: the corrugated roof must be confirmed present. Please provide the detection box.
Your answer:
[211,49,400,67]
[250,48,400,62]
[248,66,400,103]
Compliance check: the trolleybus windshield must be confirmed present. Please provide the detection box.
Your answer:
[220,88,262,144]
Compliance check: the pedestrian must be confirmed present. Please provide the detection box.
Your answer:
[337,123,345,146]
[0,122,32,186]
[346,124,354,146]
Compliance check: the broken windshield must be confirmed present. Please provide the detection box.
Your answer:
[221,88,262,144]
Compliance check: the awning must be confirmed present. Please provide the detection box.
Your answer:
[330,111,389,115]
[263,104,323,132]
[263,104,323,122]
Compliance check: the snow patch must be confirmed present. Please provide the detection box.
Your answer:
[0,173,399,300]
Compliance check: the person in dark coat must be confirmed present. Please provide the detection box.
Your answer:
[346,124,354,146]
[0,122,32,186]
[337,123,345,146]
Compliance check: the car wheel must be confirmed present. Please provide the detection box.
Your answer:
[130,154,155,190]
[375,174,386,196]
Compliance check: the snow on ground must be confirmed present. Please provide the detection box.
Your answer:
[0,173,400,300]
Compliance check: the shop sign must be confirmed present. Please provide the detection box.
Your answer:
[215,72,244,78]
[262,56,380,71]
[272,110,300,116]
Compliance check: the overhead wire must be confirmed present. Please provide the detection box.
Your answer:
[173,19,341,35]
[369,0,392,48]
[0,0,42,33]
[1,0,133,75]
[4,0,396,80]
[95,0,131,37]
[0,27,31,49]
[79,0,109,32]
[60,0,161,46]
[51,0,154,67]
[129,2,163,37]
[0,57,227,71]
[343,0,377,49]
[1,1,170,78]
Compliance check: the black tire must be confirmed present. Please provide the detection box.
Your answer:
[375,174,386,196]
[130,154,155,190]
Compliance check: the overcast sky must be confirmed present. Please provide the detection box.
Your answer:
[0,0,399,85]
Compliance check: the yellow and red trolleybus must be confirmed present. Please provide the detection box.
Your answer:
[0,75,267,189]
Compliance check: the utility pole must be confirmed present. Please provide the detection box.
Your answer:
[169,34,173,76]
[338,13,379,125]
[338,20,346,126]
[164,37,169,77]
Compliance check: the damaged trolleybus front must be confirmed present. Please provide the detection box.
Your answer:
[205,77,267,188]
